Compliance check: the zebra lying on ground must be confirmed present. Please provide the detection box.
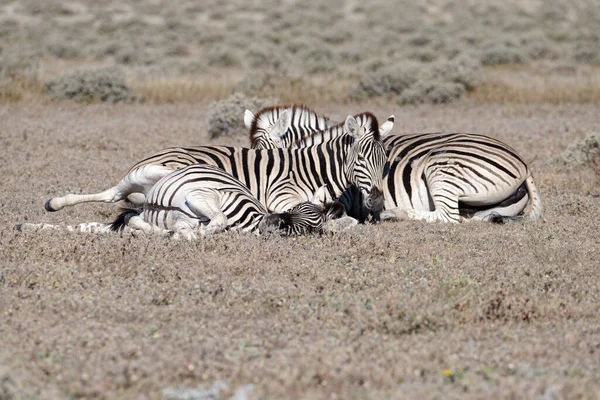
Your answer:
[244,104,395,222]
[113,165,345,240]
[45,112,388,222]
[244,105,542,223]
[20,166,345,239]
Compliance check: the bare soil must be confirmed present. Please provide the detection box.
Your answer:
[1,101,599,399]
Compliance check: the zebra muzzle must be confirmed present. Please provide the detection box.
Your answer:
[365,187,385,214]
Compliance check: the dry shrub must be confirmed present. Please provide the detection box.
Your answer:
[399,80,466,105]
[114,43,160,66]
[303,47,337,74]
[206,48,242,68]
[353,62,421,97]
[563,133,600,165]
[572,43,600,64]
[44,67,132,103]
[206,93,276,139]
[353,57,481,104]
[245,44,283,70]
[480,44,529,65]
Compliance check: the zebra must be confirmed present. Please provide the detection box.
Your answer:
[243,105,542,223]
[45,112,388,220]
[244,105,395,222]
[112,165,345,240]
[20,166,346,239]
[244,104,332,150]
[244,104,395,149]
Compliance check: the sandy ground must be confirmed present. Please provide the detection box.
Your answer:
[1,100,599,399]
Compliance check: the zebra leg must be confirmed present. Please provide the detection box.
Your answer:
[126,215,176,238]
[126,192,147,205]
[45,164,174,212]
[16,222,119,234]
[184,191,229,237]
[404,179,462,223]
[380,208,411,221]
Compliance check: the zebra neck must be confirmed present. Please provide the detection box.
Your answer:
[293,138,351,198]
[296,124,342,147]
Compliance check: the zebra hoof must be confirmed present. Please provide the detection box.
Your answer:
[44,199,57,212]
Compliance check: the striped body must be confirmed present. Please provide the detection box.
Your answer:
[45,113,387,220]
[246,104,331,149]
[21,166,333,238]
[244,105,542,223]
[380,132,539,222]
[125,165,330,239]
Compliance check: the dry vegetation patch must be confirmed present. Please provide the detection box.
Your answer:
[470,65,600,104]
[1,102,599,398]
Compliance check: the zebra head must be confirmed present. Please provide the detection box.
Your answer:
[343,113,388,215]
[245,107,292,149]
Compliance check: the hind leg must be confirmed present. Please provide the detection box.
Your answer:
[45,164,174,212]
[185,191,228,237]
[126,215,175,237]
[404,176,462,223]
[16,222,119,235]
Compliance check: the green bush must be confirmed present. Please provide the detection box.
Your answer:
[44,67,131,103]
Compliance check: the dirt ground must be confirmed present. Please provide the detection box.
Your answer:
[0,100,598,399]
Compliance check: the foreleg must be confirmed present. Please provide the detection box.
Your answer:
[45,164,174,212]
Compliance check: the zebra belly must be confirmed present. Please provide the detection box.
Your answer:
[459,181,528,217]
[141,208,203,231]
[457,177,527,206]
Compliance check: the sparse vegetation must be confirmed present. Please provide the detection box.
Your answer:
[206,93,275,138]
[0,0,599,104]
[564,133,600,182]
[44,67,132,103]
[2,1,600,399]
[352,58,481,104]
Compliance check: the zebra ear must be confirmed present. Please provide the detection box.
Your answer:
[379,115,395,137]
[244,110,255,130]
[269,109,291,140]
[345,116,362,139]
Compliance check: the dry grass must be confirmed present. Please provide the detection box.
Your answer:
[1,101,599,399]
[0,77,44,104]
[469,65,600,104]
[129,77,235,104]
[130,74,357,106]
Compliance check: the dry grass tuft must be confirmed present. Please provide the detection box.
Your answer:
[0,77,43,104]
[129,77,234,104]
[469,65,600,104]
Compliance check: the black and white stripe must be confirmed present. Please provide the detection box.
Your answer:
[110,165,334,239]
[244,105,542,223]
[45,112,388,219]
[244,104,331,149]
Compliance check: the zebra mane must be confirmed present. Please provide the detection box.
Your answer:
[248,104,329,147]
[295,111,380,147]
